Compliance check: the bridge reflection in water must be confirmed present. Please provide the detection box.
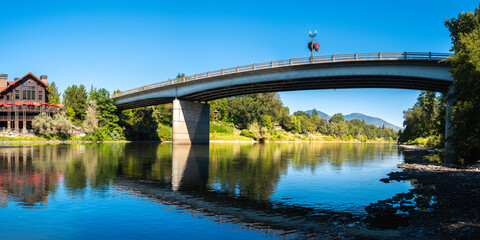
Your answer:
[0,143,406,239]
[171,144,209,191]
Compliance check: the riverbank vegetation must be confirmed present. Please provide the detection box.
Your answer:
[444,5,480,163]
[27,83,398,143]
[210,93,397,142]
[397,91,446,149]
[398,4,480,164]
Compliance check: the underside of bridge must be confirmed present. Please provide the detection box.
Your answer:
[181,75,451,102]
[114,75,451,109]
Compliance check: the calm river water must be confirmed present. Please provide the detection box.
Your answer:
[0,142,410,239]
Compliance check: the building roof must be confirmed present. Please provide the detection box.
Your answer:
[0,72,50,95]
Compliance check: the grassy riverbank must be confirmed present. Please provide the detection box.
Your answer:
[210,128,396,143]
[0,135,132,143]
[0,133,396,143]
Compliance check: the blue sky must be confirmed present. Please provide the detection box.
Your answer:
[0,0,476,127]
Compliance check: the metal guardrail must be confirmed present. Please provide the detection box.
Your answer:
[111,52,451,99]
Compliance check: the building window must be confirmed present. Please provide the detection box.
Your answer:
[39,91,43,101]
[22,86,36,100]
[15,90,19,100]
[6,95,9,100]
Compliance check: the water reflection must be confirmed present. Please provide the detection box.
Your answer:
[0,143,402,207]
[0,143,407,238]
[0,146,59,208]
[172,144,209,191]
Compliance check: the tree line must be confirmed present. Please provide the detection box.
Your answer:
[210,93,398,142]
[35,80,174,141]
[34,83,124,140]
[399,4,480,164]
[33,81,398,142]
[398,91,446,148]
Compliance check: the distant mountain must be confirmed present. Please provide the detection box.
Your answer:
[305,109,331,120]
[344,113,402,130]
[304,110,402,130]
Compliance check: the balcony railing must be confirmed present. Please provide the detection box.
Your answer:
[0,106,64,112]
[0,116,35,121]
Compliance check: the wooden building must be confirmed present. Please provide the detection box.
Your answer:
[0,73,63,131]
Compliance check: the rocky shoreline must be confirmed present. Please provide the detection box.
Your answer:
[366,145,480,239]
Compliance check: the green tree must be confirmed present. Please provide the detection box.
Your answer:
[89,88,123,140]
[210,92,285,128]
[89,88,119,127]
[329,113,345,124]
[445,4,480,162]
[176,73,185,79]
[63,84,88,124]
[259,115,273,131]
[398,91,446,146]
[153,104,173,126]
[48,81,61,104]
[83,100,98,134]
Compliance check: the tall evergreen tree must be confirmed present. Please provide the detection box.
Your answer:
[47,81,61,104]
[63,84,88,123]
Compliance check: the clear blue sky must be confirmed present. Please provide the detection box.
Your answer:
[0,0,476,127]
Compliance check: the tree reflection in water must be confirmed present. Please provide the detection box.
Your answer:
[0,142,404,238]
[0,143,400,207]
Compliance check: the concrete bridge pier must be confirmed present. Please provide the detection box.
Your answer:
[444,86,457,164]
[172,99,210,145]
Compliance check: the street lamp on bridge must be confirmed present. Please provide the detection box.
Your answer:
[308,30,320,63]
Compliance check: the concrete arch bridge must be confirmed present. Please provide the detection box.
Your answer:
[111,52,453,145]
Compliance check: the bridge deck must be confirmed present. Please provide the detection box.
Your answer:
[112,52,452,109]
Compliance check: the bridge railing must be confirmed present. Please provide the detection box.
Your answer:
[111,52,451,99]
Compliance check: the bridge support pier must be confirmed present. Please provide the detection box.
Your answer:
[444,86,457,164]
[172,99,210,145]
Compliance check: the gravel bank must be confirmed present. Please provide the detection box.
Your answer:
[366,145,480,239]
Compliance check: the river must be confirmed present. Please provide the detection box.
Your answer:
[0,142,410,239]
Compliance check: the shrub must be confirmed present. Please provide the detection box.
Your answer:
[83,100,98,134]
[240,129,253,139]
[52,113,73,135]
[157,123,172,141]
[93,122,124,141]
[426,135,443,149]
[210,122,234,134]
[248,122,261,140]
[32,112,53,136]
[260,127,270,141]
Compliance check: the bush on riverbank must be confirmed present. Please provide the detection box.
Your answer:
[157,123,172,141]
[32,112,74,136]
[404,136,443,149]
[210,122,235,135]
